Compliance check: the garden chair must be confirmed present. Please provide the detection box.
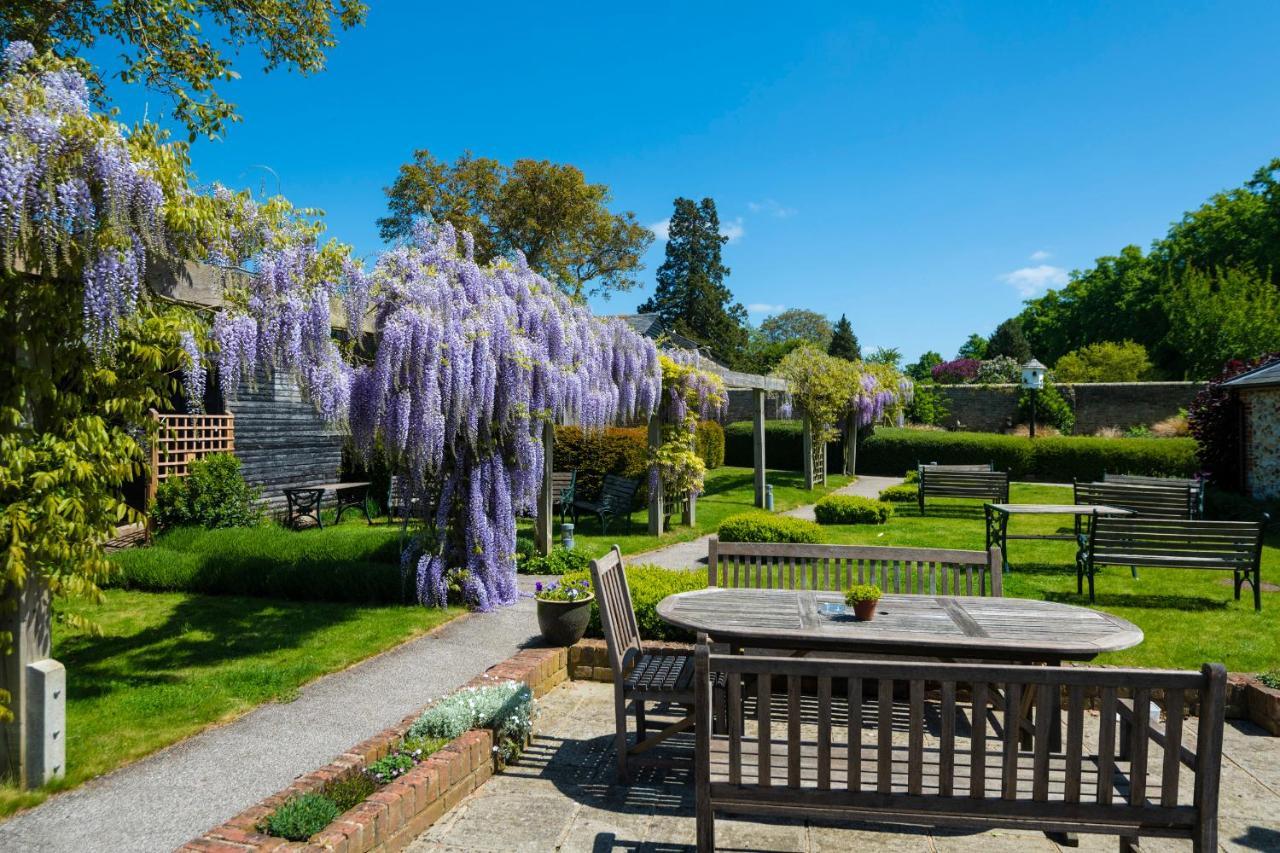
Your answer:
[551,469,576,525]
[589,545,723,781]
[573,474,640,533]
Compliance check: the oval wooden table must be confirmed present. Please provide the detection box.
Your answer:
[656,588,1143,664]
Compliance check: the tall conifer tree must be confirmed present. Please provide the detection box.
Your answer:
[827,314,861,361]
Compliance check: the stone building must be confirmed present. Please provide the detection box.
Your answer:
[1223,361,1280,500]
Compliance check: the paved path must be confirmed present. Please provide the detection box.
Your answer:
[635,475,903,571]
[0,579,547,853]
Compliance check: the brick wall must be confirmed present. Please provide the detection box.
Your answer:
[1242,387,1280,500]
[930,382,1205,434]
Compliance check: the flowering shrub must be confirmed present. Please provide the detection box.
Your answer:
[534,577,592,602]
[975,356,1021,385]
[407,680,534,764]
[653,350,727,500]
[365,749,417,784]
[932,358,980,384]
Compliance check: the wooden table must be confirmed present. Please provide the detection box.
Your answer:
[984,502,1134,572]
[283,481,372,529]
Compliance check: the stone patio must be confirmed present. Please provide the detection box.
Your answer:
[409,680,1280,853]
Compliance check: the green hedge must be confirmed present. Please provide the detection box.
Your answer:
[858,428,1197,481]
[564,564,707,642]
[878,484,917,503]
[724,419,843,472]
[813,495,893,525]
[554,425,648,500]
[696,420,726,469]
[717,511,822,543]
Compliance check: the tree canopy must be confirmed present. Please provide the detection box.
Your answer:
[378,150,652,300]
[758,309,832,348]
[1054,341,1154,383]
[986,318,1031,363]
[827,314,861,361]
[957,333,988,360]
[905,350,943,382]
[638,197,747,364]
[0,0,366,139]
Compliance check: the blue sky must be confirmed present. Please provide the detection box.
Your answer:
[99,1,1280,363]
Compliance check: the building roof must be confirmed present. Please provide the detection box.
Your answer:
[1222,360,1280,390]
[609,313,715,360]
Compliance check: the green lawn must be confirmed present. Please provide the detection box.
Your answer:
[520,466,852,560]
[820,483,1279,672]
[0,590,461,818]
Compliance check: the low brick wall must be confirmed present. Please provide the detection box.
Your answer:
[182,646,569,852]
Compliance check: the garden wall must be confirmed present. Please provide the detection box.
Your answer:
[933,381,1205,433]
[226,368,345,514]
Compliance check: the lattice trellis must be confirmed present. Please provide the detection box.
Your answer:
[147,409,236,503]
[811,439,827,488]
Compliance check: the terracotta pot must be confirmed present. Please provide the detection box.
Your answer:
[1246,677,1280,736]
[536,595,595,646]
[852,598,879,621]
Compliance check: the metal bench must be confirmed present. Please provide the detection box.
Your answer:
[1104,472,1204,518]
[573,473,640,534]
[1078,514,1265,609]
[551,470,576,525]
[693,642,1227,853]
[917,465,1009,515]
[707,538,1003,597]
[1072,480,1196,540]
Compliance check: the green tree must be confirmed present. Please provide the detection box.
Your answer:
[378,150,652,300]
[1165,267,1280,379]
[865,346,902,368]
[758,309,832,348]
[1,1,366,140]
[1054,341,1155,383]
[739,329,805,375]
[957,333,988,360]
[827,314,861,361]
[638,197,747,364]
[986,318,1031,362]
[906,350,943,382]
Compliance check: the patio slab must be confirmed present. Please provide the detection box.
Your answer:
[409,680,1280,853]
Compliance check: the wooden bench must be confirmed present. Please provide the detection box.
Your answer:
[917,465,1009,515]
[1104,473,1204,518]
[693,643,1227,853]
[572,473,640,534]
[1078,515,1265,609]
[707,538,1003,597]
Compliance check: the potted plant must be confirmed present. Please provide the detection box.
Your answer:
[535,577,595,646]
[844,584,883,621]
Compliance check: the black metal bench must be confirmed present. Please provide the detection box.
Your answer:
[1104,472,1205,518]
[693,643,1228,853]
[917,464,1009,515]
[551,470,576,525]
[1073,480,1195,538]
[572,473,640,533]
[1078,514,1265,609]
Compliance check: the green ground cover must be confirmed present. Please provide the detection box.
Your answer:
[821,483,1278,671]
[519,465,851,560]
[0,590,461,818]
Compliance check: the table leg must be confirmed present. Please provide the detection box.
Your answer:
[999,512,1011,573]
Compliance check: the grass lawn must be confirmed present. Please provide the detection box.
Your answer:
[519,466,852,560]
[820,483,1279,672]
[0,590,462,818]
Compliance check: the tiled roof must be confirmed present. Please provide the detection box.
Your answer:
[1222,360,1280,389]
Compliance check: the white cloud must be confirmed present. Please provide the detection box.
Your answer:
[747,199,798,218]
[999,264,1068,296]
[747,303,785,315]
[649,219,670,241]
[720,217,745,243]
[1029,249,1052,261]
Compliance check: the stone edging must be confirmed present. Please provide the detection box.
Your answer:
[180,647,569,852]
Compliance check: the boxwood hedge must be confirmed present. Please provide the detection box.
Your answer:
[723,420,843,472]
[813,494,893,525]
[564,564,707,642]
[717,511,822,543]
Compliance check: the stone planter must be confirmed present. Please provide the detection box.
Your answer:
[537,595,595,646]
[1245,676,1280,735]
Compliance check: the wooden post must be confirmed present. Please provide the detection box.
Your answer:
[534,420,554,556]
[844,415,858,476]
[683,492,697,526]
[1,577,58,789]
[803,418,816,490]
[648,414,664,536]
[752,389,767,508]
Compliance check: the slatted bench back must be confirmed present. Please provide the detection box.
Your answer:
[1104,473,1204,517]
[551,470,575,499]
[589,545,643,674]
[918,468,1010,507]
[920,461,995,472]
[1087,516,1263,572]
[694,645,1226,849]
[600,474,640,511]
[1074,481,1193,520]
[707,538,1002,597]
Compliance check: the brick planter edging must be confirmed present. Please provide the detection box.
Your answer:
[568,639,1259,721]
[182,646,569,852]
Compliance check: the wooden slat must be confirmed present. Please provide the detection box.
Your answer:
[908,679,924,795]
[1097,687,1116,805]
[848,676,862,792]
[877,679,893,794]
[787,675,801,788]
[727,672,742,785]
[1129,688,1151,807]
[1065,684,1084,803]
[1032,683,1052,801]
[940,680,956,797]
[758,673,771,787]
[817,676,832,791]
[971,681,987,799]
[1161,689,1184,808]
[1002,682,1021,800]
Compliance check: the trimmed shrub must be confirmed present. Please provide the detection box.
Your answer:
[554,425,647,501]
[718,511,822,543]
[262,793,339,841]
[860,429,1036,477]
[1031,435,1197,481]
[723,419,843,473]
[814,495,893,525]
[878,484,917,503]
[517,547,589,576]
[565,564,707,642]
[150,453,262,530]
[696,420,725,469]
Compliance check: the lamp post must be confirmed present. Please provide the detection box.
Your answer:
[1021,358,1047,438]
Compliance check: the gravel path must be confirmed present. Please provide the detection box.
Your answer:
[0,578,547,853]
[634,475,903,571]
